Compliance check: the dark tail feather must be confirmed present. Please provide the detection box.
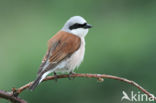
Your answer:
[29,75,42,91]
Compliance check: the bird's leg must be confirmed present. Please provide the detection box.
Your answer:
[53,72,58,82]
[68,71,75,80]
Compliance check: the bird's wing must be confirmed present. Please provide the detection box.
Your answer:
[37,40,59,74]
[38,31,81,75]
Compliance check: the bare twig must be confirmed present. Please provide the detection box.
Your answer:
[13,73,156,101]
[0,73,155,102]
[0,90,27,103]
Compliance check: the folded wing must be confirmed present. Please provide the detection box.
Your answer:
[38,31,81,75]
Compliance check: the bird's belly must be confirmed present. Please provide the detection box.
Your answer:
[66,43,85,71]
[55,38,85,73]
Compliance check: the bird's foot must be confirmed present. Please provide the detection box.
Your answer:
[68,71,75,80]
[54,72,58,82]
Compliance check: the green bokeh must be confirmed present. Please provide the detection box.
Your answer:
[0,0,156,103]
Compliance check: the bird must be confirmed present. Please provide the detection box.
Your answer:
[29,16,92,90]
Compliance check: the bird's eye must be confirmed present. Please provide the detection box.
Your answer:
[82,23,87,27]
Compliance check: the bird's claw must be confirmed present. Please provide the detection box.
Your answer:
[54,72,58,82]
[68,72,75,80]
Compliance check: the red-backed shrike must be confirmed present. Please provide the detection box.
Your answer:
[29,16,92,90]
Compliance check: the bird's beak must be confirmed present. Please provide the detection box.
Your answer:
[84,24,92,29]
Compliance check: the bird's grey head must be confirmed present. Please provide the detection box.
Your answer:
[62,16,92,37]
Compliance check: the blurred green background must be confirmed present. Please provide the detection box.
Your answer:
[0,0,156,103]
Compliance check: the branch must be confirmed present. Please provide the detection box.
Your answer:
[12,73,156,101]
[0,90,27,103]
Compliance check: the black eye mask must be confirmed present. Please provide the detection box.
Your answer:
[69,23,87,30]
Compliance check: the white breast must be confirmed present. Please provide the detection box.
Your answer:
[68,37,85,71]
